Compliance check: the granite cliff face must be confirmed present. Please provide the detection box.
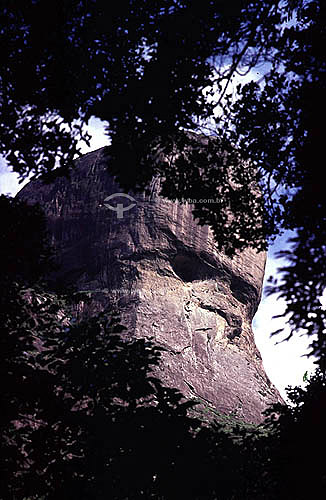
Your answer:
[18,147,282,423]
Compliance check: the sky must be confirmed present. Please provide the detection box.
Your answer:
[253,235,319,401]
[0,114,320,403]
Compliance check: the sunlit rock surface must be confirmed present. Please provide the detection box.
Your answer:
[18,147,283,423]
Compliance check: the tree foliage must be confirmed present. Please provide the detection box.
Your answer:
[1,1,324,258]
[219,0,326,365]
[0,194,55,285]
[0,0,288,255]
[261,369,326,499]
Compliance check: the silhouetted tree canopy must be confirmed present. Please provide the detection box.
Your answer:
[0,0,291,256]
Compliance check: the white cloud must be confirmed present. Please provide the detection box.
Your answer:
[253,232,318,402]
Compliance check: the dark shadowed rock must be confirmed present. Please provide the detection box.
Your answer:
[18,147,283,423]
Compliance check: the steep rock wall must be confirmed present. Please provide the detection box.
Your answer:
[18,147,283,423]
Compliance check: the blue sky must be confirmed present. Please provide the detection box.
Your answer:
[0,115,320,402]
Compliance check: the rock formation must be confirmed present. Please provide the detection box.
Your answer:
[18,146,283,423]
